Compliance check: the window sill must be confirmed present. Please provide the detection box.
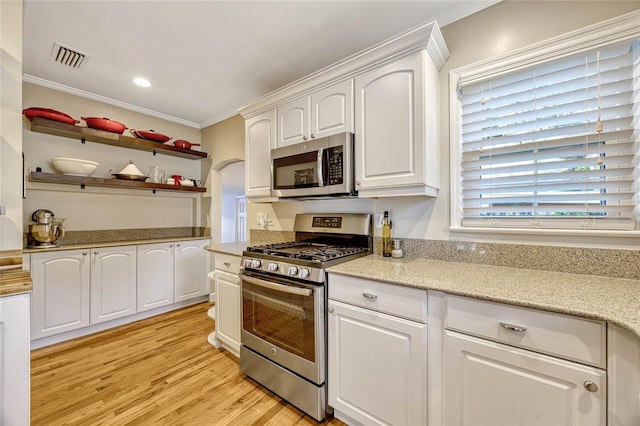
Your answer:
[450,225,640,239]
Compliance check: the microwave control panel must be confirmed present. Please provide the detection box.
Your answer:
[327,146,344,185]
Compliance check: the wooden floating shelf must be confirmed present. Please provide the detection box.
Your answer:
[30,172,206,193]
[29,117,208,160]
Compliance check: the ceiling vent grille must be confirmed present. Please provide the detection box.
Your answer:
[50,42,88,69]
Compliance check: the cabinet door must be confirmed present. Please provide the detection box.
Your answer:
[0,293,30,425]
[277,96,310,147]
[245,109,276,198]
[31,249,90,339]
[354,51,439,197]
[90,246,137,324]
[175,240,209,302]
[311,79,353,139]
[214,269,241,355]
[328,299,427,426]
[137,242,175,312]
[443,331,606,426]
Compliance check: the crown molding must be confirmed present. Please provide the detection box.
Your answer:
[237,19,450,119]
[22,75,201,129]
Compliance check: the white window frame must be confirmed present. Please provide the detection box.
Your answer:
[449,10,640,239]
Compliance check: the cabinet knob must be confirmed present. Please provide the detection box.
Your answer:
[356,180,361,187]
[303,136,308,141]
[169,244,173,248]
[177,244,181,247]
[583,381,598,392]
[310,133,316,139]
[82,251,87,256]
[224,262,231,267]
[328,307,334,313]
[94,251,99,255]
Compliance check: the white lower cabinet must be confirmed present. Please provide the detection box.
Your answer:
[31,249,90,339]
[175,240,210,302]
[327,273,427,426]
[443,331,606,425]
[0,292,30,426]
[212,253,241,356]
[90,246,137,324]
[137,242,175,312]
[30,239,210,345]
[443,295,607,426]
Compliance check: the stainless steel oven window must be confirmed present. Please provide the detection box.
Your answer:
[242,278,317,362]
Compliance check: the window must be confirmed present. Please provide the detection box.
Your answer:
[450,12,639,234]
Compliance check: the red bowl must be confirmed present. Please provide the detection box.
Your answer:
[130,129,171,143]
[23,107,80,125]
[81,117,127,134]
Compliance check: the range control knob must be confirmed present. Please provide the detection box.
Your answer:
[268,263,279,272]
[251,259,262,268]
[287,266,299,276]
[243,259,252,268]
[299,268,310,279]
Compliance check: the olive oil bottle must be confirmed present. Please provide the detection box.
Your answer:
[382,211,392,257]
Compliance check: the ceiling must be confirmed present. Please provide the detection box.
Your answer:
[22,0,499,129]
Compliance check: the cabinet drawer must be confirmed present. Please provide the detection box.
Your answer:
[445,295,606,368]
[214,253,241,275]
[328,274,427,323]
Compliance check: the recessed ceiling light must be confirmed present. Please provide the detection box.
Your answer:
[133,77,151,87]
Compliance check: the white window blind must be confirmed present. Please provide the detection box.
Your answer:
[457,39,639,231]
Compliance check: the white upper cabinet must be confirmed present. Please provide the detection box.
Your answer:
[355,50,440,197]
[245,109,276,199]
[277,96,310,147]
[277,80,354,147]
[239,21,449,198]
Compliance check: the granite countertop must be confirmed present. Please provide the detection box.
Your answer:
[23,235,211,253]
[327,255,640,337]
[205,242,248,257]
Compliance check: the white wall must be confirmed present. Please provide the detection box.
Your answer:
[0,0,23,250]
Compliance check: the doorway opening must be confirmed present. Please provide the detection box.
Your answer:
[220,161,246,243]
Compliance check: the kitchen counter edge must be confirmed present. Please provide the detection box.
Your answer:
[326,255,640,338]
[23,236,212,253]
[205,242,248,257]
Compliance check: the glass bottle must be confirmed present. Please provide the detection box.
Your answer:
[382,211,392,257]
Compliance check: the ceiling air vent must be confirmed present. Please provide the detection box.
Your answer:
[50,42,88,69]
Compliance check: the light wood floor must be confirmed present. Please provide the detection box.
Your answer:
[31,302,347,426]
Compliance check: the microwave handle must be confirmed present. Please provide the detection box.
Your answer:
[241,273,313,297]
[317,148,324,187]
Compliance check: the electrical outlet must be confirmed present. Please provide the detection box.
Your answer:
[375,213,384,228]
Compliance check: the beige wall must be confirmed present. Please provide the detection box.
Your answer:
[0,0,23,250]
[201,114,245,242]
[22,83,204,231]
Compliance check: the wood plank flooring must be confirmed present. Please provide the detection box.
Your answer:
[31,302,347,426]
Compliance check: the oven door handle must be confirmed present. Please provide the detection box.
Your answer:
[241,274,313,297]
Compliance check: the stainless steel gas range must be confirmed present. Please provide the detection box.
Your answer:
[239,213,372,421]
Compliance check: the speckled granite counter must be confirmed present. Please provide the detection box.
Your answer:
[205,242,248,257]
[327,255,640,337]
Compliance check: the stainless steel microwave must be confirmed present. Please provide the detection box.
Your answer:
[271,132,355,198]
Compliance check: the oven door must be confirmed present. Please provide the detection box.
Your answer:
[240,271,325,384]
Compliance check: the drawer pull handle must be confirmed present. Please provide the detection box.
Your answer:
[500,322,527,333]
[583,381,598,392]
[363,293,378,301]
[224,262,231,267]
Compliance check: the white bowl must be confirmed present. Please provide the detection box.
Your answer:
[52,157,99,176]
